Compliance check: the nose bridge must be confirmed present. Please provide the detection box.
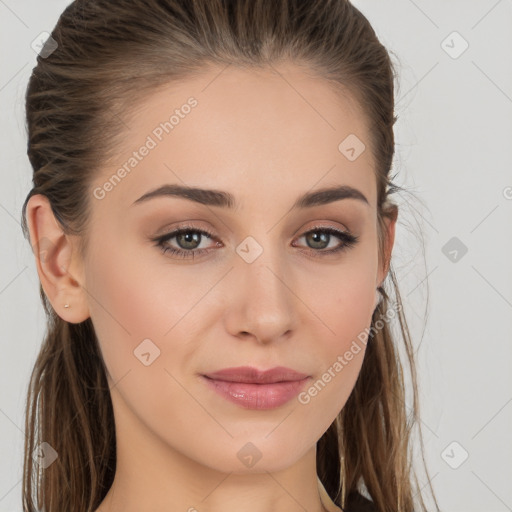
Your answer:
[231,233,296,340]
[240,237,289,307]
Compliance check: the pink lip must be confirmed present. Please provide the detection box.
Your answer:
[201,366,310,410]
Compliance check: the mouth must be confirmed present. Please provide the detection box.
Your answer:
[201,366,310,410]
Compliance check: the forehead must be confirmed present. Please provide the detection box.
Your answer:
[93,62,376,212]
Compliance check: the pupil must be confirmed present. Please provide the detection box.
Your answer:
[179,232,199,249]
[309,232,328,249]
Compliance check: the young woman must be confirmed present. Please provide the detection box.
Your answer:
[21,1,440,511]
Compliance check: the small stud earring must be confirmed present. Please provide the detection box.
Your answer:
[64,303,70,309]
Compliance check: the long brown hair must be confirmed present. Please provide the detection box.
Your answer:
[21,1,439,510]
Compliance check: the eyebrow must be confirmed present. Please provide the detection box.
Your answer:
[131,183,370,209]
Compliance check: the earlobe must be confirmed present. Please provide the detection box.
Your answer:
[26,194,90,324]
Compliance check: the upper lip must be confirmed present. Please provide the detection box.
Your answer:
[203,366,309,384]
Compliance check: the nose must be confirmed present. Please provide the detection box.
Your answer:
[223,245,298,345]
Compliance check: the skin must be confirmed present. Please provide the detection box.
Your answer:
[27,62,396,512]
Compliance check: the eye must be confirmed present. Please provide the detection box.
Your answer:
[292,226,359,257]
[152,224,220,260]
[151,224,359,260]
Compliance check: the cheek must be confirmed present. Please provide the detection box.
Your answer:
[297,294,372,436]
[307,262,376,350]
[297,260,376,415]
[82,234,165,381]
[303,227,378,336]
[83,234,215,384]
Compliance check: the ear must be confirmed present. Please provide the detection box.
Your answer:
[26,194,90,323]
[376,204,398,288]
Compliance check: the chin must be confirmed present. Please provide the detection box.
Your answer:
[197,436,311,475]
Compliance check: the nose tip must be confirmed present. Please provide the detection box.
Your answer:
[228,259,297,344]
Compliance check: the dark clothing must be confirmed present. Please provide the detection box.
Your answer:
[344,490,377,511]
[318,476,377,512]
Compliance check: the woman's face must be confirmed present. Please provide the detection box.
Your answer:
[73,63,394,474]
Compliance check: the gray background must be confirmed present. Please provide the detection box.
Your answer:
[1,1,511,510]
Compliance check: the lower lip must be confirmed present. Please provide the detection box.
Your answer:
[201,376,310,410]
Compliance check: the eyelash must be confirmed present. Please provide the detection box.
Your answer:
[152,224,359,260]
